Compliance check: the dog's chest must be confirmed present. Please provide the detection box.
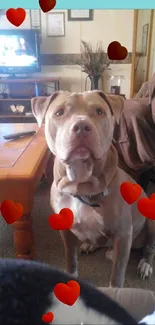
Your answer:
[53,192,104,243]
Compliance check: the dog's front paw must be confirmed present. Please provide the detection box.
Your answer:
[137,258,153,279]
[80,243,101,254]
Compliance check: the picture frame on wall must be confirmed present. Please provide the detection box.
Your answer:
[141,23,149,56]
[30,10,42,42]
[47,12,65,37]
[68,10,93,21]
[30,10,41,30]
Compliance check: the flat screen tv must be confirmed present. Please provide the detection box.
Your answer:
[0,29,41,75]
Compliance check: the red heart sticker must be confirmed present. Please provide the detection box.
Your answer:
[48,208,74,230]
[120,182,142,205]
[6,8,26,27]
[42,311,54,323]
[137,194,155,220]
[54,280,80,306]
[39,0,56,13]
[150,193,155,200]
[107,41,128,60]
[0,200,23,224]
[0,200,24,224]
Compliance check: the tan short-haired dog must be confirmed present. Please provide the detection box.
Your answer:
[31,90,155,288]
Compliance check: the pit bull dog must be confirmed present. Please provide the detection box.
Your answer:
[31,90,155,288]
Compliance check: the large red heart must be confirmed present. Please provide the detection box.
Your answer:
[107,41,128,60]
[120,182,142,205]
[6,8,26,27]
[137,194,155,220]
[48,208,74,230]
[42,311,54,323]
[39,0,56,13]
[0,200,23,224]
[54,280,80,306]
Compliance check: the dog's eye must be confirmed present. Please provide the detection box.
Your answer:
[55,108,64,116]
[96,108,104,115]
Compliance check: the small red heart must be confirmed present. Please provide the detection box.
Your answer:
[120,182,142,205]
[6,8,26,27]
[0,200,23,224]
[54,280,80,306]
[137,194,155,220]
[48,208,74,230]
[42,311,54,323]
[39,0,56,13]
[107,41,128,60]
[150,193,155,201]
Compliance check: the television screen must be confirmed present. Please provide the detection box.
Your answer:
[0,30,40,74]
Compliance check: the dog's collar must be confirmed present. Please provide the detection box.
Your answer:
[71,189,109,208]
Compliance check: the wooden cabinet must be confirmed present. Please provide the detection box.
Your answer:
[0,77,60,123]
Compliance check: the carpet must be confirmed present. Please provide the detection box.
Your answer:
[0,181,155,290]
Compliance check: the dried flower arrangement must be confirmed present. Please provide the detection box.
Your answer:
[73,40,111,90]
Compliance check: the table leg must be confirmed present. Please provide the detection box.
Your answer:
[13,214,35,260]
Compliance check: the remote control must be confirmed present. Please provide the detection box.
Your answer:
[3,131,36,140]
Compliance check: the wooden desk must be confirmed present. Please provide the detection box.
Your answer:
[0,123,50,259]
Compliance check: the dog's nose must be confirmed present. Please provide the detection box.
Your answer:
[72,121,92,134]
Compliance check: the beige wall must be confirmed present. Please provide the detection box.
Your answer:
[0,9,134,98]
[41,10,133,54]
[41,9,134,98]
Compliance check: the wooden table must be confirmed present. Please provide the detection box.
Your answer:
[0,123,51,259]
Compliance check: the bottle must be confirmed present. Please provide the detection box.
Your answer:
[110,75,125,95]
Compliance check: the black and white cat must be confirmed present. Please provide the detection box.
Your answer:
[0,258,146,325]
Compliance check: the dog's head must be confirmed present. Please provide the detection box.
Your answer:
[31,91,124,164]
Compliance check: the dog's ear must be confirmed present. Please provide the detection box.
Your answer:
[97,91,125,124]
[31,91,60,127]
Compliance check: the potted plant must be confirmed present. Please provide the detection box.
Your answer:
[73,40,111,90]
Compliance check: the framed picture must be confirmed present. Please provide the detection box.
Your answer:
[30,10,42,42]
[141,23,149,56]
[68,10,93,21]
[47,12,65,37]
[30,10,41,30]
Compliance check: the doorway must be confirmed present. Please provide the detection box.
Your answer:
[130,10,154,97]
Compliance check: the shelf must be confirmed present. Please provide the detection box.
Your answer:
[0,77,61,84]
[0,114,33,118]
[0,98,31,101]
